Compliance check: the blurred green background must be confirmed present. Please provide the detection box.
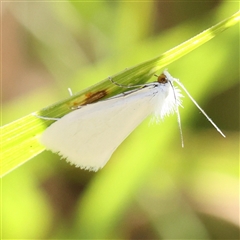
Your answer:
[2,1,239,239]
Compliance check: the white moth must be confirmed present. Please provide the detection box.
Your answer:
[39,70,225,171]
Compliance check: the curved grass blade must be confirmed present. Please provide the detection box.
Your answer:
[1,11,239,177]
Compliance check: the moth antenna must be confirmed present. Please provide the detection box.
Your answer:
[108,77,134,88]
[169,81,184,147]
[108,77,147,89]
[174,78,226,138]
[176,105,184,148]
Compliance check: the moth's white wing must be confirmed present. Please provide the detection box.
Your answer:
[40,83,171,171]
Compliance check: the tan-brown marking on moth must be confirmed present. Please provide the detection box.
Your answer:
[67,90,108,109]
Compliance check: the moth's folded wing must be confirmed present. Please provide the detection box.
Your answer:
[40,86,158,171]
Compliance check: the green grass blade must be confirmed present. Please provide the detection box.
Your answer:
[1,11,239,178]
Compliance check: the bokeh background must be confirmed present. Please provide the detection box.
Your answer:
[2,1,239,239]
